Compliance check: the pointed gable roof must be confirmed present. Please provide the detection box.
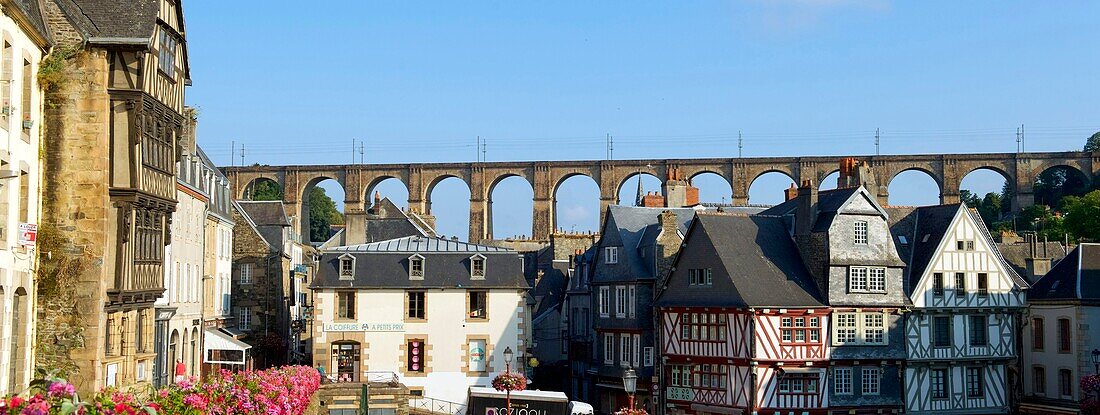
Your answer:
[656,214,824,308]
[1030,244,1100,301]
[759,186,876,232]
[592,205,701,283]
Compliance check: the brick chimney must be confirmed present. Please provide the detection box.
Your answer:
[836,158,878,192]
[795,179,818,237]
[784,183,799,202]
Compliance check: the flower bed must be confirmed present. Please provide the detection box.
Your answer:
[1,365,320,415]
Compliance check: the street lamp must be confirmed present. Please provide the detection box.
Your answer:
[503,347,514,415]
[623,367,638,411]
[1092,349,1100,374]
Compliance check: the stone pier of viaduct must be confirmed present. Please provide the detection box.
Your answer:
[222,151,1099,242]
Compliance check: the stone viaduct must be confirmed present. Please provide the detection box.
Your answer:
[222,151,1100,242]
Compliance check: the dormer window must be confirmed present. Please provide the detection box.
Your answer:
[409,254,425,280]
[338,254,355,280]
[605,247,619,264]
[854,221,868,245]
[470,254,486,280]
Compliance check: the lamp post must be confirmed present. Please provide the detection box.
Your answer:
[623,367,638,411]
[1092,349,1100,374]
[504,347,514,415]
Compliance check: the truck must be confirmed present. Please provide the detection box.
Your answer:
[466,387,592,415]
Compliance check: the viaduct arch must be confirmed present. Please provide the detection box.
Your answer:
[225,151,1100,242]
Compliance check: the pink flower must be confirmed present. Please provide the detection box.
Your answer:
[47,381,76,398]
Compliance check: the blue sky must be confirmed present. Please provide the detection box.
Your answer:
[185,1,1100,240]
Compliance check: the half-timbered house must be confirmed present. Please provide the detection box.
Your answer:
[38,0,190,392]
[1020,243,1100,415]
[888,204,1028,415]
[656,214,829,415]
[761,175,909,414]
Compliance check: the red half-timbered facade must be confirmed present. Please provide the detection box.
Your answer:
[656,214,829,415]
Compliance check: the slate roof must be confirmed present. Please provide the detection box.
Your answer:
[887,204,1027,294]
[592,206,705,284]
[656,214,824,308]
[196,147,232,220]
[6,0,49,44]
[312,236,527,289]
[1029,244,1100,301]
[362,198,431,242]
[236,201,290,227]
[758,187,864,232]
[997,240,1068,282]
[328,235,513,253]
[52,0,159,40]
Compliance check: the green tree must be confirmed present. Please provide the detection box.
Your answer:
[1034,167,1089,208]
[1063,190,1100,242]
[251,180,283,201]
[1017,204,1068,242]
[308,187,344,242]
[1085,131,1100,152]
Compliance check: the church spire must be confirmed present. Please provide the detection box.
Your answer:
[634,173,645,206]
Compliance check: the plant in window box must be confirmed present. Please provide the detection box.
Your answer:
[0,102,10,116]
[22,116,32,130]
[615,408,649,415]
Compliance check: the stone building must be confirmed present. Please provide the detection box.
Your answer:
[197,147,245,375]
[232,200,298,369]
[36,0,189,392]
[0,0,48,395]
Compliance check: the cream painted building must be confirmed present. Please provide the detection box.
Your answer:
[0,0,47,395]
[311,236,529,405]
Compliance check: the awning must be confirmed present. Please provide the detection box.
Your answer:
[221,327,247,339]
[203,328,251,365]
[778,367,824,374]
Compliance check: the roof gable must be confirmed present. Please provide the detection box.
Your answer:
[1031,244,1100,301]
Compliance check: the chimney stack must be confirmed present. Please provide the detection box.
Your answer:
[795,179,818,237]
[784,183,799,202]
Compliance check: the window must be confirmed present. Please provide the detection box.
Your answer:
[968,315,988,346]
[1033,318,1045,351]
[861,368,880,395]
[0,40,10,131]
[977,273,989,296]
[1059,369,1072,397]
[627,286,636,318]
[468,291,487,320]
[696,364,727,389]
[620,333,632,367]
[966,367,984,398]
[471,256,486,279]
[933,316,952,347]
[632,334,641,367]
[848,267,886,293]
[643,347,654,367]
[158,27,177,76]
[604,247,618,264]
[339,256,354,280]
[681,313,726,342]
[957,240,975,251]
[931,369,948,399]
[1033,366,1046,395]
[833,312,886,345]
[778,373,819,395]
[1058,318,1072,353]
[337,291,356,319]
[854,221,868,245]
[598,287,610,317]
[409,255,424,279]
[615,286,627,318]
[407,291,425,320]
[833,368,852,395]
[689,268,713,286]
[955,272,966,294]
[238,308,251,331]
[781,315,821,345]
[407,339,425,373]
[240,264,252,284]
[603,333,614,364]
[933,273,944,296]
[19,58,28,133]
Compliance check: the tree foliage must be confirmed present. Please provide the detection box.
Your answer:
[960,190,1004,231]
[251,180,283,201]
[308,187,344,242]
[1033,166,1089,207]
[1063,190,1100,242]
[1086,131,1100,152]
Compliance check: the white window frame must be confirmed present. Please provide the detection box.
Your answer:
[854,220,868,245]
[615,286,627,318]
[832,311,887,346]
[834,367,852,395]
[849,266,886,293]
[643,346,654,367]
[470,254,486,279]
[861,367,881,395]
[605,246,618,264]
[409,254,425,280]
[620,333,631,367]
[632,334,641,367]
[239,263,252,285]
[599,287,610,317]
[238,307,252,331]
[338,254,355,280]
[603,333,614,364]
[627,285,636,318]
